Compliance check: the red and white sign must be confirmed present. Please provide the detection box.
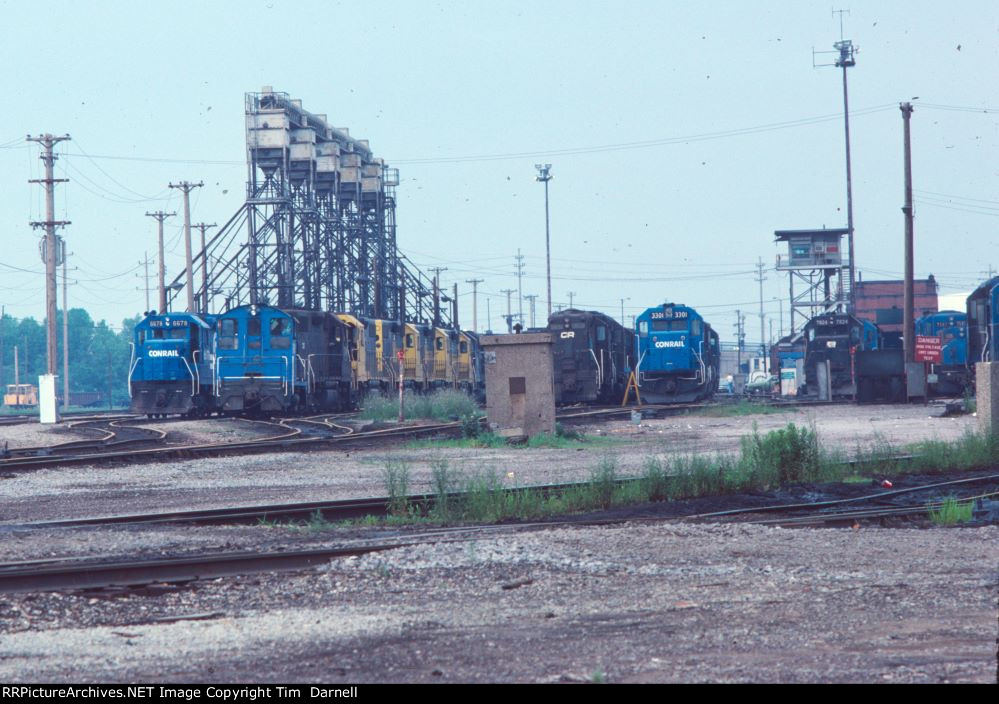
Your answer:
[914,335,942,364]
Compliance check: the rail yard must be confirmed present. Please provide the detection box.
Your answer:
[2,2,999,688]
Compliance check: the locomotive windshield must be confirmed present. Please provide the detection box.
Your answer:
[218,319,239,350]
[651,319,688,332]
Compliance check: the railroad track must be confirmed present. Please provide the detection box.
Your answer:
[685,471,999,527]
[5,471,999,595]
[15,468,999,532]
[1,418,167,460]
[0,416,466,472]
[0,521,549,595]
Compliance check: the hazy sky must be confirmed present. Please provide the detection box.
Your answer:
[1,0,996,346]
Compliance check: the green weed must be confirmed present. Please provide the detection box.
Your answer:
[929,496,974,525]
[382,461,412,516]
[359,388,482,422]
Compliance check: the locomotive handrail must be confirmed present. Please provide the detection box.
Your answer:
[588,349,602,388]
[635,351,646,386]
[127,343,137,399]
[295,354,309,392]
[180,357,197,397]
[192,351,202,395]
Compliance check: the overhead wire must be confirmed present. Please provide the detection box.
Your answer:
[390,104,900,164]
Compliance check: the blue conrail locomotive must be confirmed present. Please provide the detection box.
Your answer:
[635,303,719,403]
[914,310,969,395]
[129,312,217,417]
[213,304,355,414]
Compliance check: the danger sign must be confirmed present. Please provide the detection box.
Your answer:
[914,335,942,364]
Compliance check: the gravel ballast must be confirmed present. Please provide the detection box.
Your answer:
[0,522,995,682]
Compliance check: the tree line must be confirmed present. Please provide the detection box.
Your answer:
[0,309,140,407]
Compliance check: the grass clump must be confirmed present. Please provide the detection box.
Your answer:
[382,461,412,517]
[929,496,974,525]
[906,431,999,475]
[359,388,482,422]
[741,422,823,486]
[429,459,458,523]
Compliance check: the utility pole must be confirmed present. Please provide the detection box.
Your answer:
[27,133,71,377]
[901,102,915,364]
[535,163,553,319]
[429,267,448,328]
[756,257,767,372]
[192,222,216,314]
[734,310,745,371]
[567,291,576,309]
[465,278,484,332]
[500,288,516,332]
[620,298,630,327]
[168,181,203,313]
[146,211,175,313]
[514,249,526,326]
[61,239,69,412]
[137,252,154,312]
[524,294,538,328]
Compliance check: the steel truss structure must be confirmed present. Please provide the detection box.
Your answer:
[168,88,448,325]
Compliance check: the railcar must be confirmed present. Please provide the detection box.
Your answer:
[129,312,216,417]
[915,310,969,396]
[635,303,719,403]
[214,304,353,413]
[3,384,38,408]
[548,309,635,404]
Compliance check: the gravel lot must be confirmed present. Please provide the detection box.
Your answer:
[0,404,976,524]
[0,522,995,683]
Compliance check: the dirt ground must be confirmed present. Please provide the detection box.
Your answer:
[0,521,995,683]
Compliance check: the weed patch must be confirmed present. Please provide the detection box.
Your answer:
[929,496,974,525]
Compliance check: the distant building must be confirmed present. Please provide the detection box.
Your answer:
[854,275,938,347]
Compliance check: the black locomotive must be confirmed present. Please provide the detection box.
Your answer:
[547,309,635,404]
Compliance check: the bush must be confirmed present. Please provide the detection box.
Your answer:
[741,422,822,487]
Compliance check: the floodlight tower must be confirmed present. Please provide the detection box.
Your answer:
[835,32,857,314]
[813,11,858,313]
[535,164,553,319]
